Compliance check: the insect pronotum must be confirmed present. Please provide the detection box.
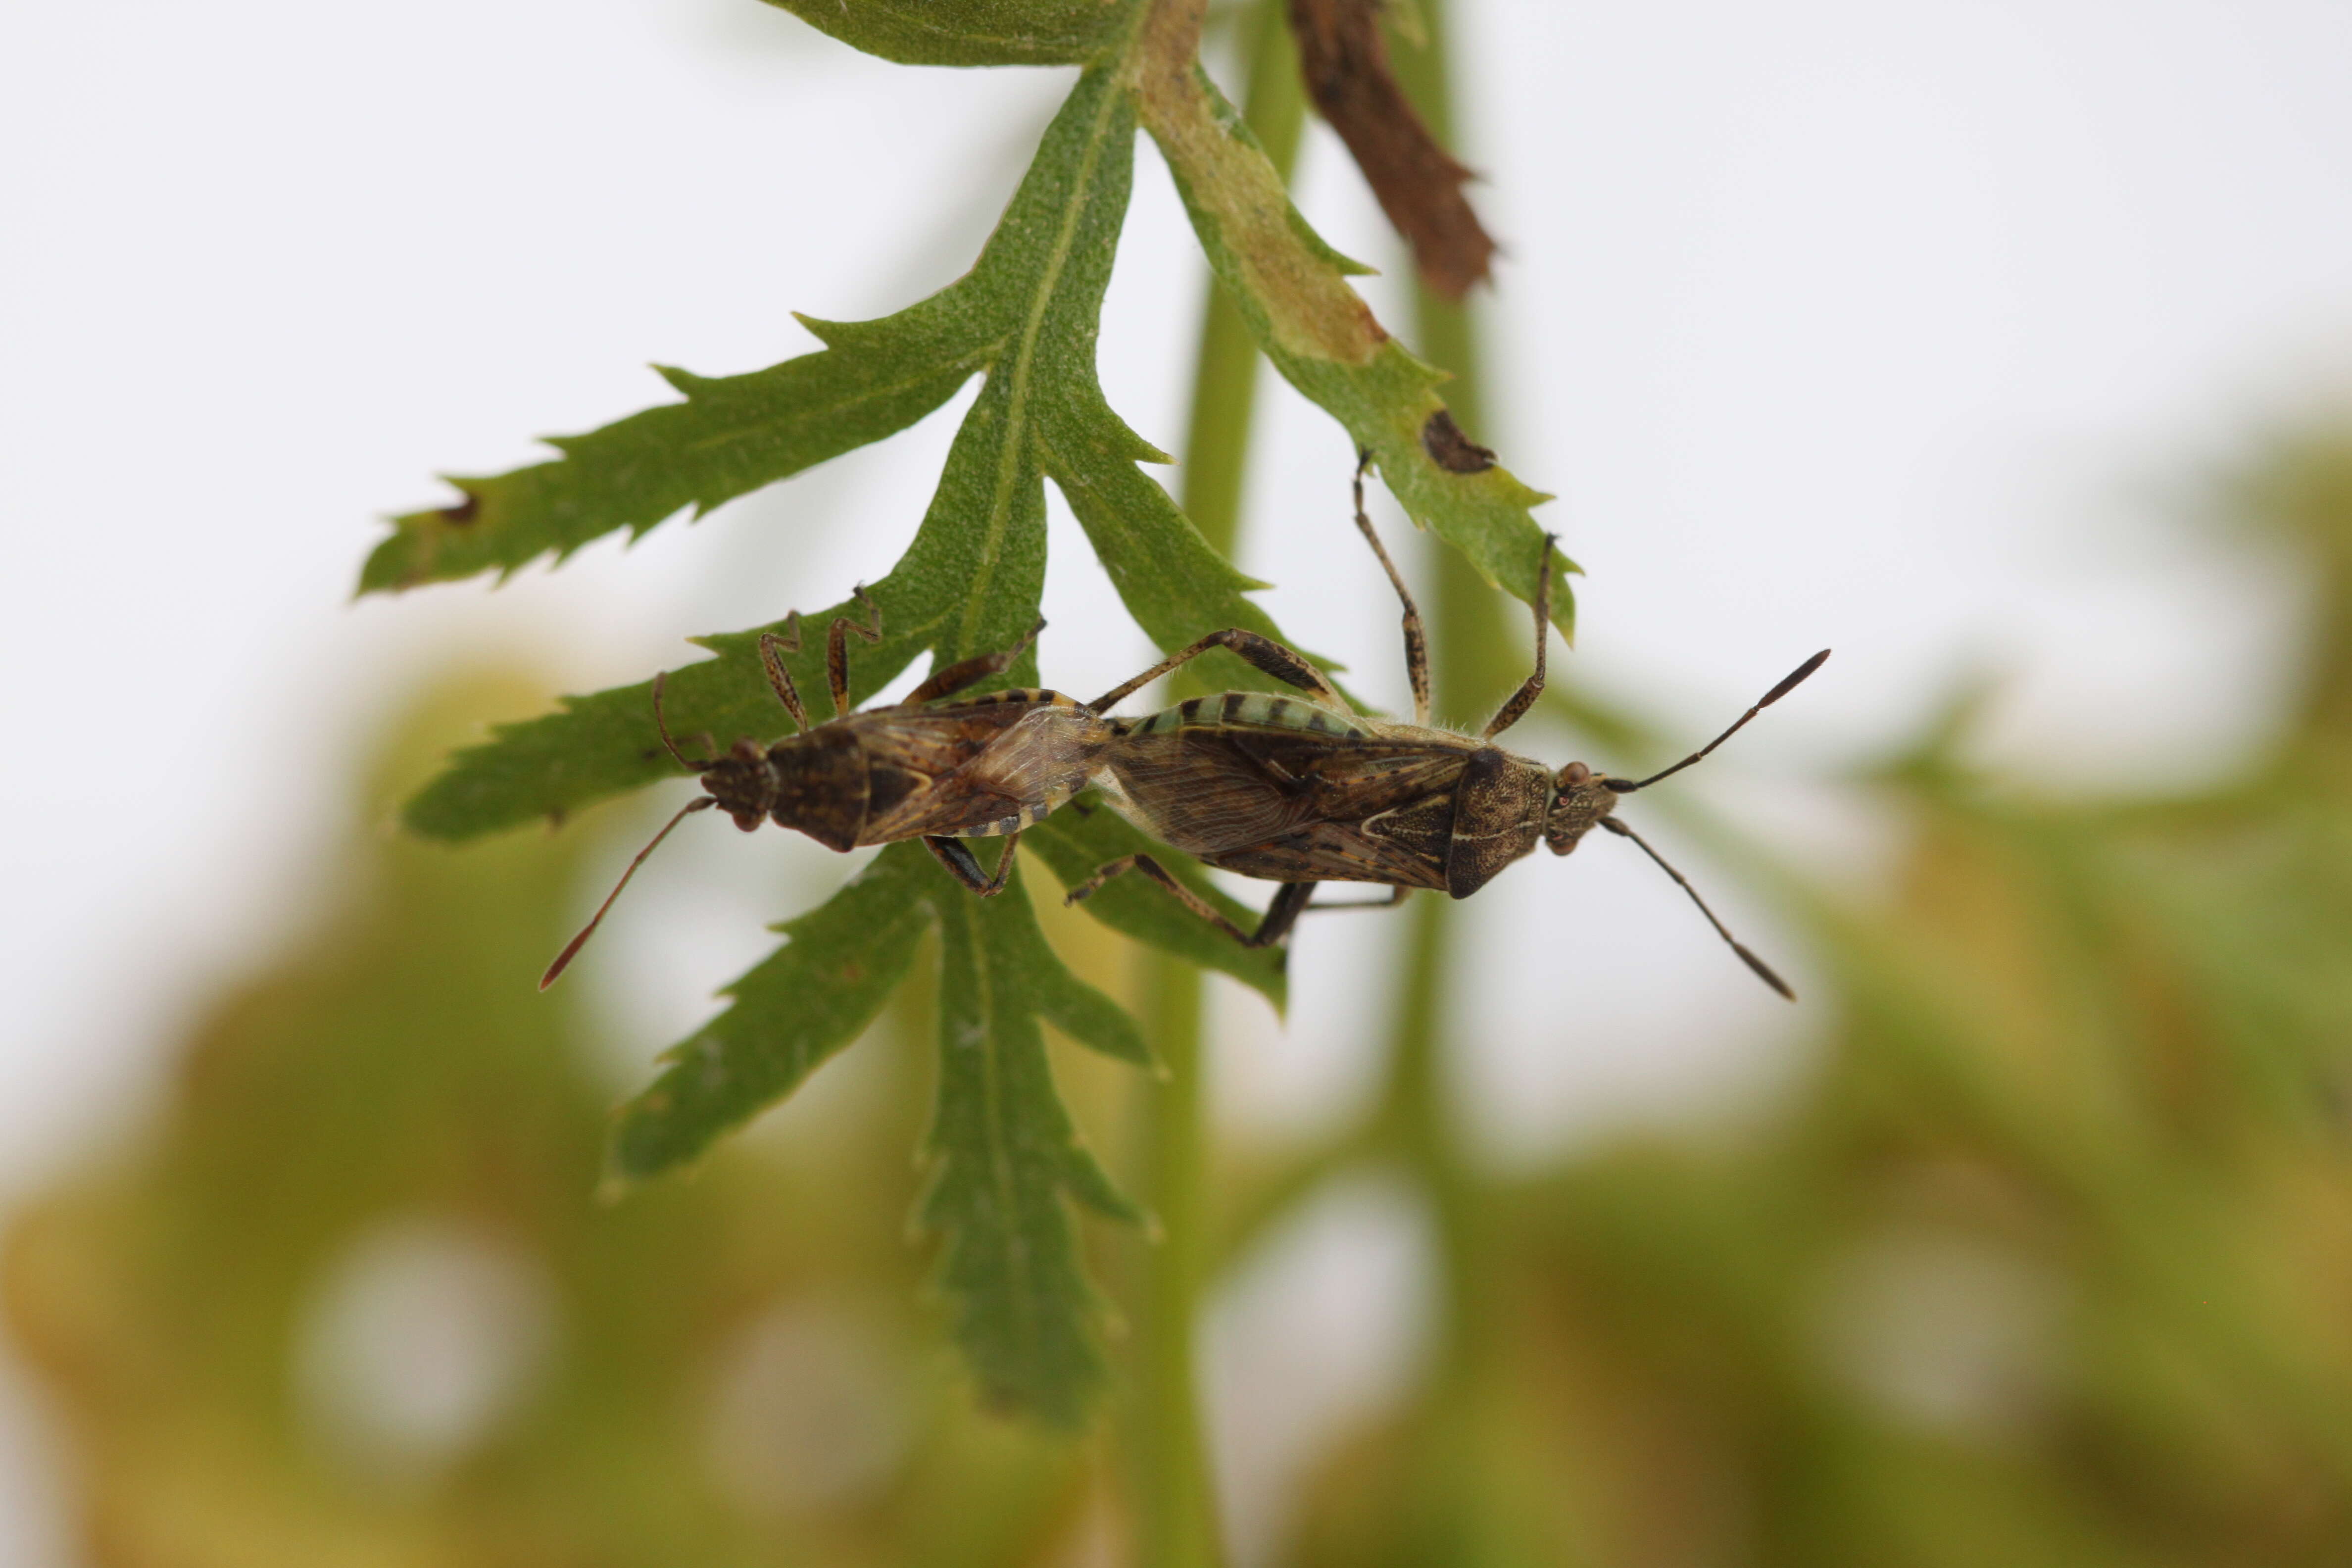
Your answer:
[1067,456,1828,997]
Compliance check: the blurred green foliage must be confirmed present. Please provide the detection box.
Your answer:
[19,429,2352,1564]
[2,675,1112,1566]
[1270,428,2352,1567]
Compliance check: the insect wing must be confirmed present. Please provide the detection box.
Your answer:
[1097,726,1315,854]
[1204,816,1453,890]
[857,693,1097,843]
[1289,736,1470,819]
[949,702,1106,825]
[1102,715,1473,888]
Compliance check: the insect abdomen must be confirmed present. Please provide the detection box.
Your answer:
[1118,692,1364,739]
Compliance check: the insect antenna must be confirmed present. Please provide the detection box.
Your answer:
[540,797,717,990]
[1606,649,1830,795]
[652,671,721,769]
[1599,816,1794,1000]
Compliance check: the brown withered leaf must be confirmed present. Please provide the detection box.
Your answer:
[1288,0,1497,298]
[1421,408,1495,472]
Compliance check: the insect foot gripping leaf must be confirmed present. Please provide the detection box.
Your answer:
[608,841,1147,1424]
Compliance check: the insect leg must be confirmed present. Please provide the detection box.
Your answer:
[1352,449,1431,726]
[1249,881,1320,947]
[1090,631,1344,714]
[1301,884,1412,914]
[923,833,1022,897]
[1598,816,1794,999]
[902,617,1046,705]
[756,615,812,735]
[1481,533,1556,740]
[825,584,885,719]
[1066,855,1305,949]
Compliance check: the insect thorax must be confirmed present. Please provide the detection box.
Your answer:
[1443,748,1553,897]
[756,727,869,851]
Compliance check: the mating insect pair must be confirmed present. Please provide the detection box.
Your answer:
[544,462,1828,996]
[538,590,1332,987]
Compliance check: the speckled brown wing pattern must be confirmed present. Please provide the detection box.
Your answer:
[1099,728,1314,854]
[850,696,1089,846]
[1102,719,1477,880]
[1204,808,1456,890]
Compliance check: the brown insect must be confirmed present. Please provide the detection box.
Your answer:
[542,588,1337,988]
[1067,459,1828,997]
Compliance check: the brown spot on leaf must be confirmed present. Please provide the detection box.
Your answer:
[439,490,480,526]
[1421,409,1495,473]
[1288,0,1497,298]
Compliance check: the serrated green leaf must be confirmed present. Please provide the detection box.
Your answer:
[608,838,1143,1422]
[386,13,1554,1432]
[1036,403,1344,695]
[921,865,1140,1425]
[363,328,990,593]
[760,0,1122,67]
[365,59,1136,599]
[606,842,932,1184]
[403,62,1345,842]
[1132,61,1576,637]
[1024,803,1288,1007]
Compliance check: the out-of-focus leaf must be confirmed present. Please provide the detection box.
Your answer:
[1287,0,1495,297]
[1,674,1100,1565]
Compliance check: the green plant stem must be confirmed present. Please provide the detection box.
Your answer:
[1130,959,1218,1568]
[1127,7,1305,1567]
[1380,0,1521,1559]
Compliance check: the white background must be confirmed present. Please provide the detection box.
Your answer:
[5,0,2351,1559]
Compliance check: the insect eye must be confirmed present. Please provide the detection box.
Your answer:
[1559,761,1591,786]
